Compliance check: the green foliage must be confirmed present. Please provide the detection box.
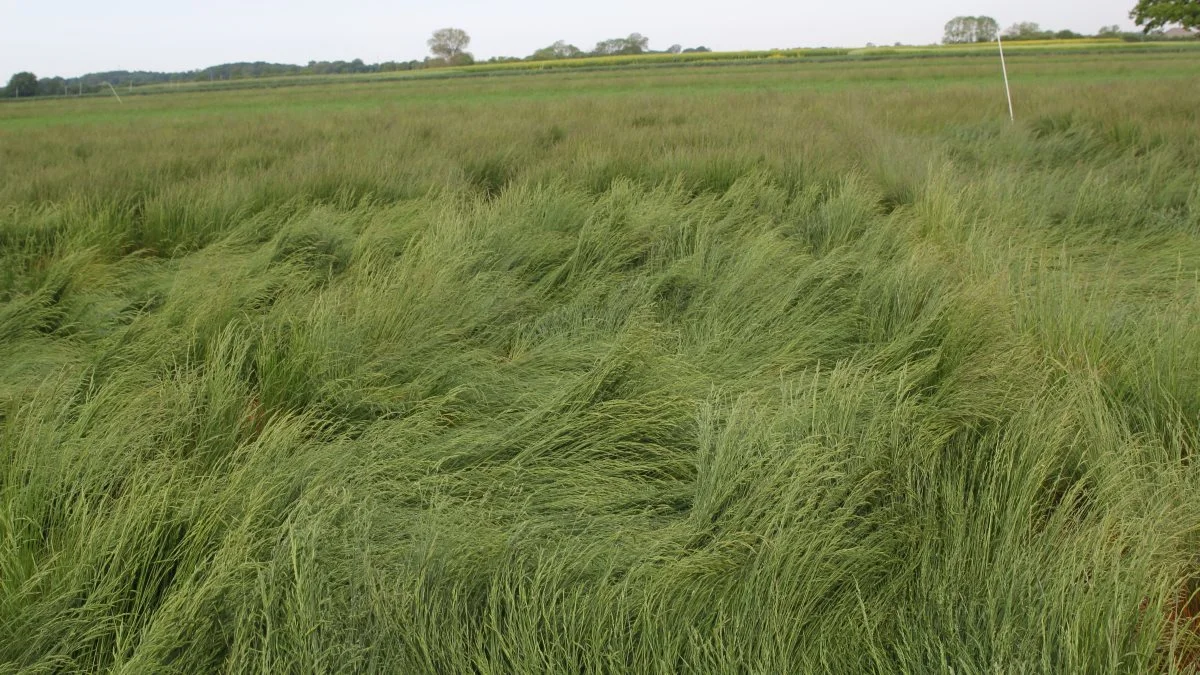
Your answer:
[1004,22,1056,40]
[428,27,472,62]
[34,76,66,97]
[1131,0,1200,31]
[531,40,584,61]
[1,52,1200,672]
[6,72,37,98]
[943,16,999,43]
[593,33,651,56]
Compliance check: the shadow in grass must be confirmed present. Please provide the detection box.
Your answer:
[463,156,518,200]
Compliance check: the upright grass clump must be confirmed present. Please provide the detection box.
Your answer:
[2,52,1200,672]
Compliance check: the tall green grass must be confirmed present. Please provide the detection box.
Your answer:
[1,54,1199,672]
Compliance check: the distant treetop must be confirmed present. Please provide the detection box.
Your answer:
[428,28,473,65]
[943,16,1000,44]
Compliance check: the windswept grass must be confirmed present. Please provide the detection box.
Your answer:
[1,54,1199,672]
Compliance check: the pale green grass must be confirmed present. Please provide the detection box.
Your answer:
[1,54,1199,673]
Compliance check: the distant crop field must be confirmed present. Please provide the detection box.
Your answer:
[2,52,1199,672]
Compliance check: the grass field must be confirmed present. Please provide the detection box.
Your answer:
[2,50,1200,672]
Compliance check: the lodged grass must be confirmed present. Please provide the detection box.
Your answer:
[1,54,1199,672]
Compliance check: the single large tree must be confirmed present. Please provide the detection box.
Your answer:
[975,17,1000,41]
[625,33,650,53]
[1131,0,1200,31]
[6,71,37,97]
[428,28,471,61]
[944,16,972,43]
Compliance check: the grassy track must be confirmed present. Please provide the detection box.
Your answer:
[2,51,1199,672]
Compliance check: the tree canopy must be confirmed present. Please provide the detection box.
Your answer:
[1003,22,1055,40]
[530,40,583,61]
[1130,0,1200,31]
[593,33,650,56]
[6,72,37,97]
[428,28,471,61]
[943,16,1000,44]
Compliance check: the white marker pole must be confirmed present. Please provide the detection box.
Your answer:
[104,82,124,104]
[997,30,1014,123]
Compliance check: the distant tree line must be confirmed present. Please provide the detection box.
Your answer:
[942,14,1198,44]
[4,60,447,99]
[523,33,709,62]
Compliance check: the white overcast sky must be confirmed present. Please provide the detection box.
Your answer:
[2,0,1139,81]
